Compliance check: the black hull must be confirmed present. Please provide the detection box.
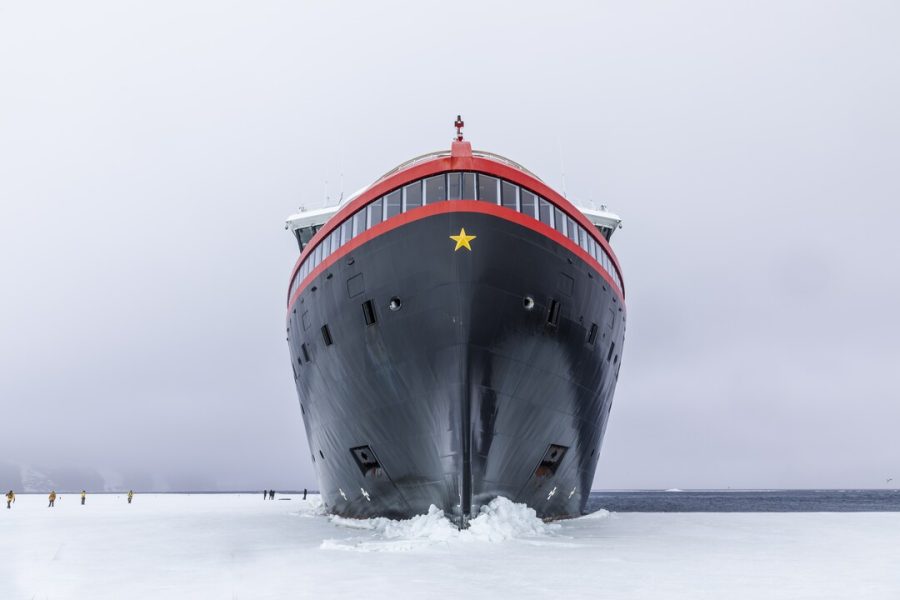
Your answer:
[287,210,625,522]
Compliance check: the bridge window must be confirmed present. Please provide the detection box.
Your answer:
[385,190,402,219]
[554,207,565,236]
[501,181,518,210]
[447,172,461,200]
[297,226,316,250]
[368,197,383,228]
[558,213,569,238]
[520,189,537,218]
[353,209,366,237]
[539,198,553,228]
[340,219,352,245]
[424,174,446,203]
[477,174,498,203]
[462,172,476,198]
[404,181,422,210]
[330,229,340,255]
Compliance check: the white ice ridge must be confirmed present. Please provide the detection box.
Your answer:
[322,496,564,551]
[575,507,611,520]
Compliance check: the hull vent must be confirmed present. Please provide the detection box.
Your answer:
[547,299,561,327]
[362,300,377,326]
[350,445,382,477]
[535,444,568,477]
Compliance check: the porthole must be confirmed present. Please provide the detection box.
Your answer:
[523,296,535,310]
[389,297,402,311]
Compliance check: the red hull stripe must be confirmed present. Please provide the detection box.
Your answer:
[287,201,625,314]
[287,156,625,297]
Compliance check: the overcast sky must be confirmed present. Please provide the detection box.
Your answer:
[1,1,898,491]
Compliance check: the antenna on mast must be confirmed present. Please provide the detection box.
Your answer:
[454,115,465,141]
[556,136,568,198]
[338,137,345,203]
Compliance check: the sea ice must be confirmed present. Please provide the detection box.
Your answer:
[2,492,898,599]
[324,496,559,551]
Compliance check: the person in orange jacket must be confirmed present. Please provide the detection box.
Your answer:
[5,490,14,509]
[49,491,57,507]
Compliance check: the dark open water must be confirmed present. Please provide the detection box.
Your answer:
[584,490,900,513]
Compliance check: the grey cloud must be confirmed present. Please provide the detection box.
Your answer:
[1,1,898,492]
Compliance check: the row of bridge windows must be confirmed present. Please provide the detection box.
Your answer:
[289,172,623,300]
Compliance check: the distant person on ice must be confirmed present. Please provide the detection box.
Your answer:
[81,490,86,505]
[6,490,15,509]
[128,490,133,504]
[263,490,268,500]
[269,490,275,500]
[49,491,56,507]
[303,489,307,500]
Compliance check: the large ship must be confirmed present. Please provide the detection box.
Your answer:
[285,118,625,524]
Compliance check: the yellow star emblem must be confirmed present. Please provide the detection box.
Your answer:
[450,227,476,251]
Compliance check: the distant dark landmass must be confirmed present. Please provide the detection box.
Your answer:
[586,490,900,512]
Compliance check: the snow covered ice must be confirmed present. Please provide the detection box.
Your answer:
[324,497,559,551]
[2,493,899,599]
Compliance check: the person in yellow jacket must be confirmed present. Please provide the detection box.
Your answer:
[127,490,133,504]
[5,490,14,509]
[80,490,86,505]
[49,491,57,507]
